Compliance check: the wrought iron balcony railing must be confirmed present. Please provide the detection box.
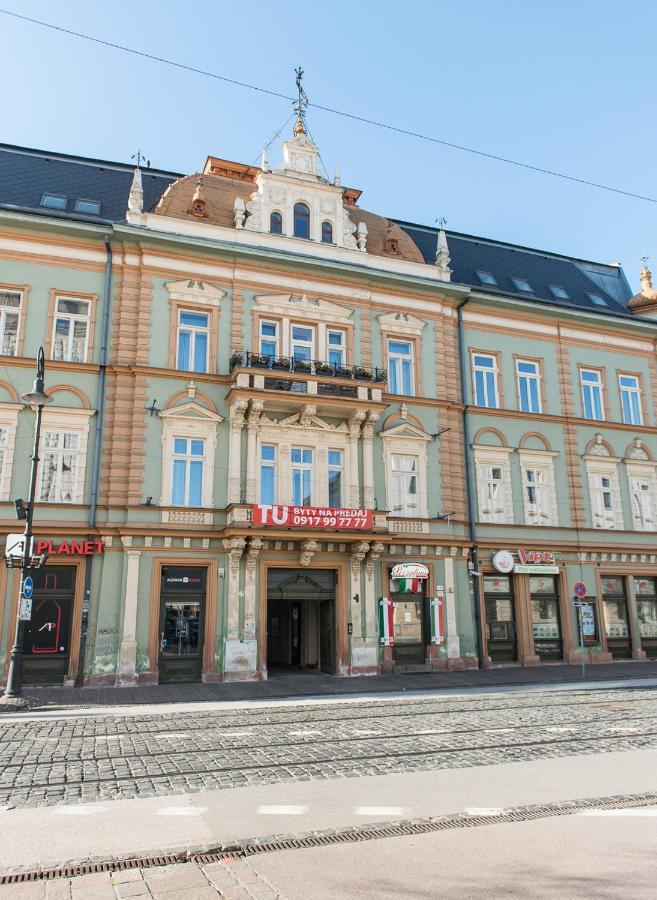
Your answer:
[230,351,387,384]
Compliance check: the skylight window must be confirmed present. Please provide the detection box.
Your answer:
[40,194,67,210]
[512,277,533,292]
[75,198,101,215]
[588,293,608,308]
[476,271,497,286]
[548,285,569,300]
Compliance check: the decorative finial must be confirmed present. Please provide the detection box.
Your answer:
[435,216,451,280]
[131,150,150,169]
[261,148,270,172]
[293,66,309,137]
[640,258,653,294]
[127,165,144,216]
[334,165,341,187]
[189,176,208,218]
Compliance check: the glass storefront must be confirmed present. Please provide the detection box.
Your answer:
[392,596,426,664]
[158,567,206,683]
[601,576,632,659]
[484,575,517,663]
[636,576,657,658]
[529,575,562,661]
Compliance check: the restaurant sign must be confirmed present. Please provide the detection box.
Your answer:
[251,505,372,530]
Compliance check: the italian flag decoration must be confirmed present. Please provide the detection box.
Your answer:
[393,577,423,593]
[430,592,446,645]
[378,597,394,646]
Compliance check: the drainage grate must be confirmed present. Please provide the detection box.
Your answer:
[2,790,657,884]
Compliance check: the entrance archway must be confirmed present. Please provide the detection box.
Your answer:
[266,569,336,675]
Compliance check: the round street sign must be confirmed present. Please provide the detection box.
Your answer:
[573,580,587,598]
[22,576,34,599]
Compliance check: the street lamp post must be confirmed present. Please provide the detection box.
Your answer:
[1,348,52,708]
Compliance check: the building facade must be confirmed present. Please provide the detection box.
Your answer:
[0,124,656,688]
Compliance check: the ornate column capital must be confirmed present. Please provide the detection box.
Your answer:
[246,537,263,572]
[300,539,320,567]
[223,536,246,573]
[365,541,384,577]
[351,541,370,573]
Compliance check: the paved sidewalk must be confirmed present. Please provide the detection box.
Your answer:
[8,660,657,710]
[0,859,280,899]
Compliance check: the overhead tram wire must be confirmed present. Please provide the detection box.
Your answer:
[1,7,656,205]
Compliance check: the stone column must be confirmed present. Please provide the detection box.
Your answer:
[244,537,262,642]
[362,412,378,509]
[228,400,248,504]
[350,541,369,640]
[348,411,365,508]
[245,401,264,503]
[443,556,461,659]
[117,547,141,686]
[364,542,384,640]
[223,537,249,680]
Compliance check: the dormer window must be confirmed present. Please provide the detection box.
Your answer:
[270,211,283,234]
[321,221,333,243]
[293,203,310,239]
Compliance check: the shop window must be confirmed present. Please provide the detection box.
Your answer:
[260,444,277,504]
[472,353,499,408]
[619,374,643,425]
[388,339,415,396]
[580,369,604,420]
[38,430,81,503]
[516,359,542,413]
[52,296,91,363]
[293,202,310,239]
[176,310,209,373]
[530,575,562,660]
[0,289,23,356]
[171,437,205,506]
[328,449,343,507]
[636,578,657,653]
[390,453,419,516]
[601,576,631,659]
[291,447,313,505]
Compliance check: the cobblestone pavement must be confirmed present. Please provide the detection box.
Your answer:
[0,859,281,898]
[2,686,657,809]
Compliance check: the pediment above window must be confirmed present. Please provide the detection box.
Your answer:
[165,279,226,307]
[159,401,224,423]
[380,422,431,443]
[378,312,427,336]
[254,292,353,323]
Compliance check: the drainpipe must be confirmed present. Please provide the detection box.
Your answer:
[456,297,486,667]
[76,234,112,686]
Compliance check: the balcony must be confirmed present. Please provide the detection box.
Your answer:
[229,352,388,412]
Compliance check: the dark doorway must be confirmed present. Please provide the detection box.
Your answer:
[601,576,632,659]
[158,566,206,683]
[267,569,336,675]
[22,566,76,684]
[484,574,518,663]
[530,575,563,661]
[392,597,426,665]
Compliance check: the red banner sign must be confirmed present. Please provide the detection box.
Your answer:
[517,549,555,565]
[251,505,372,530]
[35,540,104,556]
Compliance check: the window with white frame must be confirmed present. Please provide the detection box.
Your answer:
[171,438,205,506]
[328,449,343,507]
[0,289,22,356]
[628,472,657,531]
[39,431,80,503]
[516,359,542,413]
[587,465,622,529]
[619,374,643,425]
[52,297,91,362]
[259,321,279,358]
[388,340,414,396]
[176,310,209,373]
[291,325,315,361]
[472,353,499,408]
[0,406,21,501]
[327,330,346,367]
[580,369,604,420]
[390,453,419,516]
[260,444,276,504]
[291,447,313,505]
[519,455,558,526]
[474,448,513,523]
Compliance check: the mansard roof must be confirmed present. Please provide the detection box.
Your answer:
[0,141,635,315]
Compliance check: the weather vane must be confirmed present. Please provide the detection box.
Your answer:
[641,255,650,267]
[131,150,150,168]
[293,66,309,136]
[436,216,447,230]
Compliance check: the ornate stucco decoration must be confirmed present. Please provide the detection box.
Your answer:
[300,539,320,567]
[254,292,353,326]
[351,541,370,573]
[629,265,657,316]
[165,279,226,307]
[378,311,427,336]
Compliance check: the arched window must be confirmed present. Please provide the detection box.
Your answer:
[321,221,333,243]
[270,211,282,234]
[293,202,310,239]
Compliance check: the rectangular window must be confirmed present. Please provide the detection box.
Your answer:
[522,466,555,526]
[260,444,276,505]
[581,369,604,420]
[177,310,209,373]
[619,374,643,425]
[291,325,315,361]
[516,359,542,413]
[472,353,499,408]
[0,290,22,357]
[291,447,313,505]
[630,476,657,531]
[0,427,7,490]
[327,330,346,367]
[74,198,101,215]
[52,297,91,362]
[171,437,205,506]
[40,194,67,210]
[390,453,418,516]
[328,449,342,507]
[259,320,279,358]
[388,339,414,396]
[39,431,80,503]
[590,471,619,529]
[476,463,509,523]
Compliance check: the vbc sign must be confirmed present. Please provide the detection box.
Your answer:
[517,549,555,565]
[252,505,372,530]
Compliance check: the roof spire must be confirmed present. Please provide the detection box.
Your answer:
[640,257,653,294]
[435,216,452,281]
[293,66,309,137]
[127,166,143,216]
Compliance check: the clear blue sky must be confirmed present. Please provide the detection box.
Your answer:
[2,0,654,289]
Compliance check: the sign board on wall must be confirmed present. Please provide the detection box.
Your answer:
[252,505,372,530]
[34,540,104,556]
[492,549,559,576]
[391,564,429,580]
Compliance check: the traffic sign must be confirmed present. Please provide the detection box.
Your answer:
[573,581,587,599]
[22,576,33,599]
[18,596,32,621]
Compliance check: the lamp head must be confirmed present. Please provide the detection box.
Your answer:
[20,347,53,407]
